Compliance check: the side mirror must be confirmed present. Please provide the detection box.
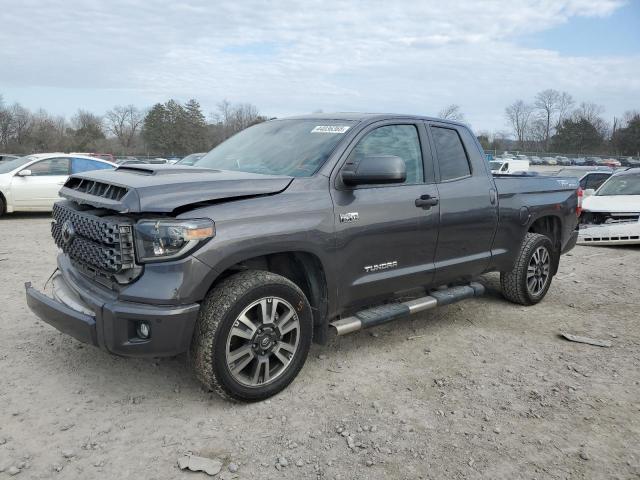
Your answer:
[583,188,595,197]
[17,169,32,177]
[341,155,407,186]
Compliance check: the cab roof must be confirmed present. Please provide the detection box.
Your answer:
[280,112,468,128]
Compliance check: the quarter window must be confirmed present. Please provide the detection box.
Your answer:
[348,125,423,184]
[72,158,114,174]
[430,127,471,181]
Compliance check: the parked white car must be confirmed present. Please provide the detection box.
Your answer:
[578,168,640,245]
[490,159,530,174]
[0,153,115,216]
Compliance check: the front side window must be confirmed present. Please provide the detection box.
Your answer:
[348,124,423,184]
[430,127,471,181]
[27,158,70,176]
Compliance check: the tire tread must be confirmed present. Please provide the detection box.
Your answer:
[500,232,552,306]
[190,269,310,401]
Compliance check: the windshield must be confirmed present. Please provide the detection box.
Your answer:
[0,156,35,174]
[195,119,355,176]
[597,174,640,196]
[489,161,503,170]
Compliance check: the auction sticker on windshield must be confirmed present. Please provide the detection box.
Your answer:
[311,125,350,134]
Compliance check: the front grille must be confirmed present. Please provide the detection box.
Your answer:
[580,211,640,226]
[64,177,128,201]
[52,203,135,278]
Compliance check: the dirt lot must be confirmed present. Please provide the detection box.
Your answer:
[1,213,639,480]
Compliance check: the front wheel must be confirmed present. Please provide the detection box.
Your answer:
[500,232,555,306]
[190,270,313,401]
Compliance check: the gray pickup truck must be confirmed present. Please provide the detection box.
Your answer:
[26,114,580,401]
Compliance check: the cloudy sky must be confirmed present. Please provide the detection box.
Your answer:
[1,0,638,131]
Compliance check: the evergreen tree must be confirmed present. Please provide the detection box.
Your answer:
[551,118,603,154]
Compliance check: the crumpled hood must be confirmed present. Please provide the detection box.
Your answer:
[59,164,294,213]
[583,194,640,213]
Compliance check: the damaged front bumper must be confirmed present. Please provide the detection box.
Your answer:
[25,263,201,357]
[578,222,640,246]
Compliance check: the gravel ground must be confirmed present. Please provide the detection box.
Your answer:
[1,213,639,479]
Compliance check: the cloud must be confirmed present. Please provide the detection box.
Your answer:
[0,0,636,130]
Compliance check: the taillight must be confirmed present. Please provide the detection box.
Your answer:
[576,187,583,217]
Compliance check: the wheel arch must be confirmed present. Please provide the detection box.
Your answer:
[527,214,562,274]
[207,250,330,344]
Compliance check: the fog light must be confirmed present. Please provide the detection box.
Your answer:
[137,321,151,339]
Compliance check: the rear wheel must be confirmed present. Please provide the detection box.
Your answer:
[190,270,313,401]
[0,195,5,217]
[500,233,554,305]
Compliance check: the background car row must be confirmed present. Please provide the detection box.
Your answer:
[490,151,639,167]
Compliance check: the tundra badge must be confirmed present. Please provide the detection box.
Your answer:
[364,261,398,273]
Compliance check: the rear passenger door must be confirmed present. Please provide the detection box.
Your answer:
[427,123,498,284]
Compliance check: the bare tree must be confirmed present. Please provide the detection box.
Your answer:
[212,100,264,144]
[70,110,104,150]
[533,89,560,150]
[105,105,144,149]
[30,109,68,151]
[505,100,534,147]
[622,110,640,127]
[556,91,574,127]
[573,102,608,138]
[438,104,465,122]
[10,103,33,146]
[574,102,604,124]
[0,96,12,149]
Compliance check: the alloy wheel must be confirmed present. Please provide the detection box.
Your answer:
[225,297,300,387]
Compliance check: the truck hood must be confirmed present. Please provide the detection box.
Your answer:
[58,164,294,213]
[583,194,640,213]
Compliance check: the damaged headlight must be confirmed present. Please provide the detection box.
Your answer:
[134,219,215,263]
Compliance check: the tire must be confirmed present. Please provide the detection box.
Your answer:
[0,195,5,217]
[500,232,555,306]
[190,270,313,402]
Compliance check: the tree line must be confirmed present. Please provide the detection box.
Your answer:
[476,89,639,156]
[0,95,266,157]
[2,91,638,157]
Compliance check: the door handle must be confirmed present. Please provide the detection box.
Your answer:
[489,188,497,205]
[415,194,439,209]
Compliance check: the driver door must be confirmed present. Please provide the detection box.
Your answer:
[331,121,440,310]
[11,157,70,209]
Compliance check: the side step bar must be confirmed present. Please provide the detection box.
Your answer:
[329,282,485,336]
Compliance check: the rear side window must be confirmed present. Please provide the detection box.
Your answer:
[349,124,424,184]
[71,158,114,174]
[430,127,471,181]
[585,173,610,190]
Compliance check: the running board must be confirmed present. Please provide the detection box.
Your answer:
[329,282,485,336]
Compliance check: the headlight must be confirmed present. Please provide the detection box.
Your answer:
[134,219,215,263]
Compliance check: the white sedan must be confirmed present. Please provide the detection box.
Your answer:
[578,168,640,245]
[0,153,115,216]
